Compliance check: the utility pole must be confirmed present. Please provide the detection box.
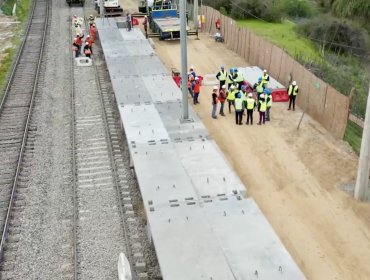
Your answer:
[180,0,189,120]
[194,0,199,39]
[355,85,370,200]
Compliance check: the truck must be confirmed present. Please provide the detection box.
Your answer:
[148,0,189,40]
[95,0,124,16]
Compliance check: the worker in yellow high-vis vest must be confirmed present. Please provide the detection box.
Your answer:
[227,84,237,113]
[245,93,256,125]
[257,94,267,125]
[288,81,299,111]
[235,92,243,125]
[262,69,270,88]
[265,89,272,121]
[216,66,227,89]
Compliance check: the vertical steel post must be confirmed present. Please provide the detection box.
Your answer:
[180,0,189,120]
[355,85,370,200]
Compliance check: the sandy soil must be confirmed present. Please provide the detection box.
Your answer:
[121,2,370,279]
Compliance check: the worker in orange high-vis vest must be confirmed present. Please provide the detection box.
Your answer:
[90,23,96,43]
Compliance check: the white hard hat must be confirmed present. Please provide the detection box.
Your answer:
[248,93,253,97]
[263,69,267,73]
[76,33,80,36]
[292,81,297,86]
[230,85,235,89]
[260,94,265,98]
[195,77,199,80]
[86,35,90,37]
[85,42,89,45]
[190,66,194,70]
[213,86,218,90]
[221,85,226,89]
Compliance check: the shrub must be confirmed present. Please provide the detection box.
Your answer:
[278,0,315,18]
[297,16,369,57]
[229,0,283,22]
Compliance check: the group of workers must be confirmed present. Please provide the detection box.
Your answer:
[192,66,299,125]
[72,15,96,58]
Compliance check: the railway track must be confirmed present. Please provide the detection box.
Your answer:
[70,7,150,279]
[0,0,49,276]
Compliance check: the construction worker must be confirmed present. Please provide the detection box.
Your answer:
[90,23,96,43]
[85,34,93,46]
[226,84,236,113]
[74,35,83,57]
[126,12,132,31]
[288,81,299,111]
[72,15,78,26]
[72,38,80,57]
[254,77,265,102]
[262,69,270,87]
[189,66,196,78]
[193,76,200,104]
[265,89,272,121]
[235,92,243,125]
[234,69,244,90]
[211,86,218,119]
[219,85,227,116]
[216,66,227,89]
[226,69,234,89]
[187,73,194,98]
[257,94,267,125]
[88,14,95,27]
[143,15,148,37]
[245,93,255,125]
[84,42,92,58]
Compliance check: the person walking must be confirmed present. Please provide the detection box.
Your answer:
[126,12,132,31]
[143,15,148,37]
[245,93,256,125]
[226,84,236,113]
[265,89,272,121]
[187,73,194,98]
[234,92,243,125]
[193,77,200,104]
[216,66,227,89]
[211,86,218,119]
[257,94,267,125]
[219,85,227,116]
[288,81,299,111]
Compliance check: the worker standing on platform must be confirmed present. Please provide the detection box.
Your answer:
[288,81,299,111]
[126,12,132,31]
[193,77,200,104]
[219,85,227,116]
[246,93,255,125]
[234,69,244,90]
[189,66,196,79]
[84,42,92,58]
[262,69,270,87]
[216,66,227,89]
[143,15,148,37]
[90,23,96,43]
[265,89,272,121]
[235,92,243,125]
[226,84,236,113]
[211,86,218,119]
[258,94,267,125]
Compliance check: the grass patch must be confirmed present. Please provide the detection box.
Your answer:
[344,121,363,154]
[237,19,321,62]
[0,0,31,100]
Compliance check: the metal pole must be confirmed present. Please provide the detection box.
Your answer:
[180,0,189,120]
[194,0,199,39]
[355,85,370,200]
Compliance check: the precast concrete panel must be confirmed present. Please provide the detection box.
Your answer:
[174,138,246,196]
[119,104,169,143]
[111,76,153,106]
[143,75,181,103]
[155,101,209,140]
[204,197,307,280]
[95,18,118,30]
[119,28,147,41]
[240,66,285,89]
[134,55,168,76]
[147,204,237,280]
[118,40,155,57]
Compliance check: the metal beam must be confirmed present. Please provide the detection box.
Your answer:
[180,0,189,120]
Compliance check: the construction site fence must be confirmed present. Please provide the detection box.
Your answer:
[200,6,349,139]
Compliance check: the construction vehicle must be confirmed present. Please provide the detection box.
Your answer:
[66,0,85,7]
[94,0,123,16]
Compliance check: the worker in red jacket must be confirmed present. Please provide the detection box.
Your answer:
[215,18,220,30]
[193,77,201,105]
[218,85,227,116]
[85,34,93,46]
[90,23,96,43]
[83,42,92,58]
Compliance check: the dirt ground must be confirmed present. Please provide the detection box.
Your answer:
[0,15,17,57]
[121,2,370,279]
